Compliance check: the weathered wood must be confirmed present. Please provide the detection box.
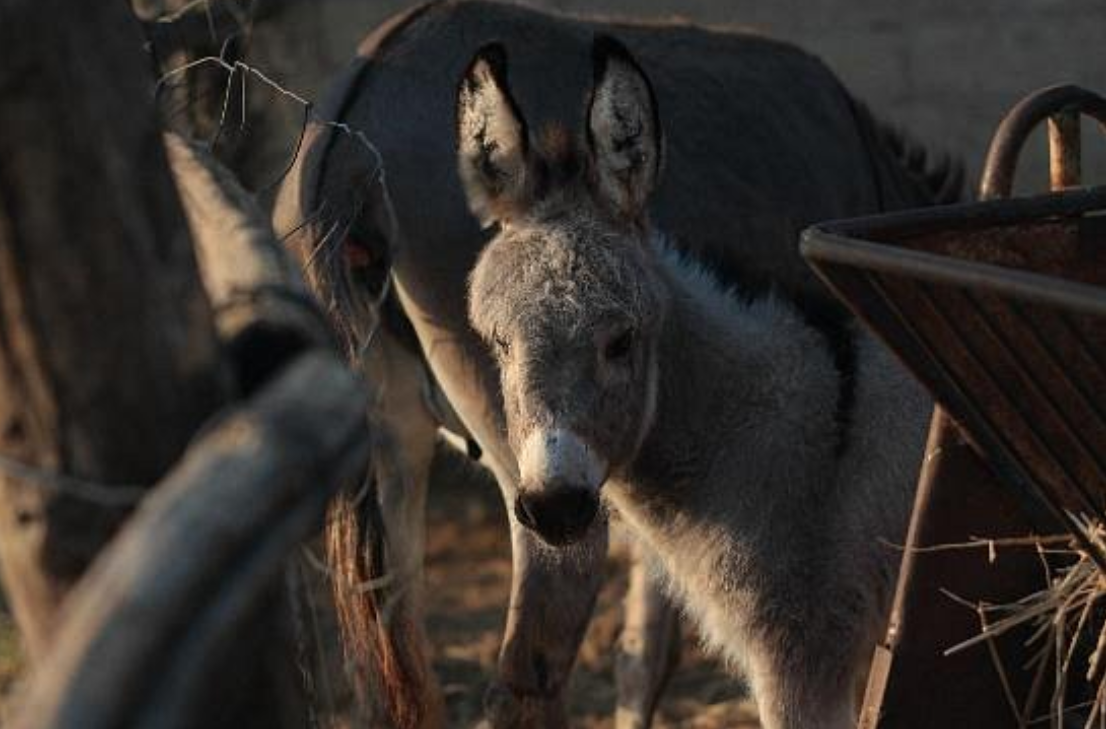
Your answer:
[0,4,351,726]
[167,133,333,392]
[167,132,360,726]
[8,352,370,729]
[0,0,230,660]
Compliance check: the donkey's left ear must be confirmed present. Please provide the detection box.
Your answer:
[456,43,532,228]
[586,35,664,220]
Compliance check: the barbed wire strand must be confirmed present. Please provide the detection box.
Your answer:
[0,452,146,507]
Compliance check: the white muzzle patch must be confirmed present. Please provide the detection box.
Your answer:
[518,427,608,492]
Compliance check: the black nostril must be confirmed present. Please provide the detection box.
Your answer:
[516,485,599,545]
[514,496,538,530]
[560,488,598,526]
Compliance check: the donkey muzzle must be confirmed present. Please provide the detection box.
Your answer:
[515,427,606,545]
[515,483,599,546]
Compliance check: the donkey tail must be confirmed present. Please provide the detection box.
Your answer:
[327,482,433,729]
[277,121,433,729]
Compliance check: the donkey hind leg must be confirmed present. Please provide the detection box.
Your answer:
[361,326,446,728]
[615,535,681,729]
[480,464,610,729]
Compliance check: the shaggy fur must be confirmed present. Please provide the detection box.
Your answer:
[276,2,961,726]
[463,36,931,729]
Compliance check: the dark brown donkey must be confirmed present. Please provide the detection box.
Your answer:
[274,2,961,727]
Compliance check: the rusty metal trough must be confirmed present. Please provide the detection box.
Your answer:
[802,85,1106,726]
[804,184,1106,556]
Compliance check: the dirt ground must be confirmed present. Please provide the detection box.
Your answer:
[0,445,758,728]
[0,610,20,724]
[423,448,759,728]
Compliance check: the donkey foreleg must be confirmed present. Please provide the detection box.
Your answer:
[482,511,609,729]
[745,647,859,729]
[615,536,680,729]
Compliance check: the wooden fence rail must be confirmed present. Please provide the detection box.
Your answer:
[10,353,368,729]
[0,2,372,725]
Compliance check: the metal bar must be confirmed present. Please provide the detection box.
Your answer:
[804,186,1106,248]
[1049,111,1082,191]
[979,85,1106,200]
[860,410,1052,729]
[804,232,1106,318]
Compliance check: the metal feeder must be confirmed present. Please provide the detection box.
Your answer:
[801,85,1106,727]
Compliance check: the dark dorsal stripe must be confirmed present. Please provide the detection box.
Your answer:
[819,97,965,456]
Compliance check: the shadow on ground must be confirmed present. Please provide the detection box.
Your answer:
[424,445,759,728]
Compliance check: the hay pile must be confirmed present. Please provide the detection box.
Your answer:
[943,515,1106,729]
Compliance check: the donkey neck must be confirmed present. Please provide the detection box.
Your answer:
[621,244,843,539]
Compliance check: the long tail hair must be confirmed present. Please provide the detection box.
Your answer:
[277,115,430,728]
[326,477,431,729]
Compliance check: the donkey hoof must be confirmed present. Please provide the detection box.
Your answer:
[483,682,568,729]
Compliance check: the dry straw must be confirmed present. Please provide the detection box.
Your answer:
[939,514,1106,729]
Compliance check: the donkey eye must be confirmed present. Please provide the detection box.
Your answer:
[604,328,634,361]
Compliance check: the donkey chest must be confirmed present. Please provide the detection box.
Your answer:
[614,470,838,662]
[654,523,780,670]
[614,498,767,645]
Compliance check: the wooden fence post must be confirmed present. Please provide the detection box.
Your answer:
[0,3,331,727]
[0,0,231,661]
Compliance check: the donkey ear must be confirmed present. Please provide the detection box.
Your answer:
[586,35,663,220]
[456,43,532,228]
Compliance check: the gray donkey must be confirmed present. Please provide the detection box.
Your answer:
[461,38,932,729]
[275,2,960,726]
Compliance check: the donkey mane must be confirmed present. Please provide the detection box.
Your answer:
[847,95,967,208]
[654,234,797,334]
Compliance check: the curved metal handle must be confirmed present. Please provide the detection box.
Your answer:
[978,84,1106,200]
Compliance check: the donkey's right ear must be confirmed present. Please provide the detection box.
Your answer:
[456,43,532,228]
[586,35,663,222]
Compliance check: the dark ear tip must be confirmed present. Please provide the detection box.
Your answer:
[467,41,509,82]
[592,34,635,79]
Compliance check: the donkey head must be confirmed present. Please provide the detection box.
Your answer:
[461,37,668,546]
